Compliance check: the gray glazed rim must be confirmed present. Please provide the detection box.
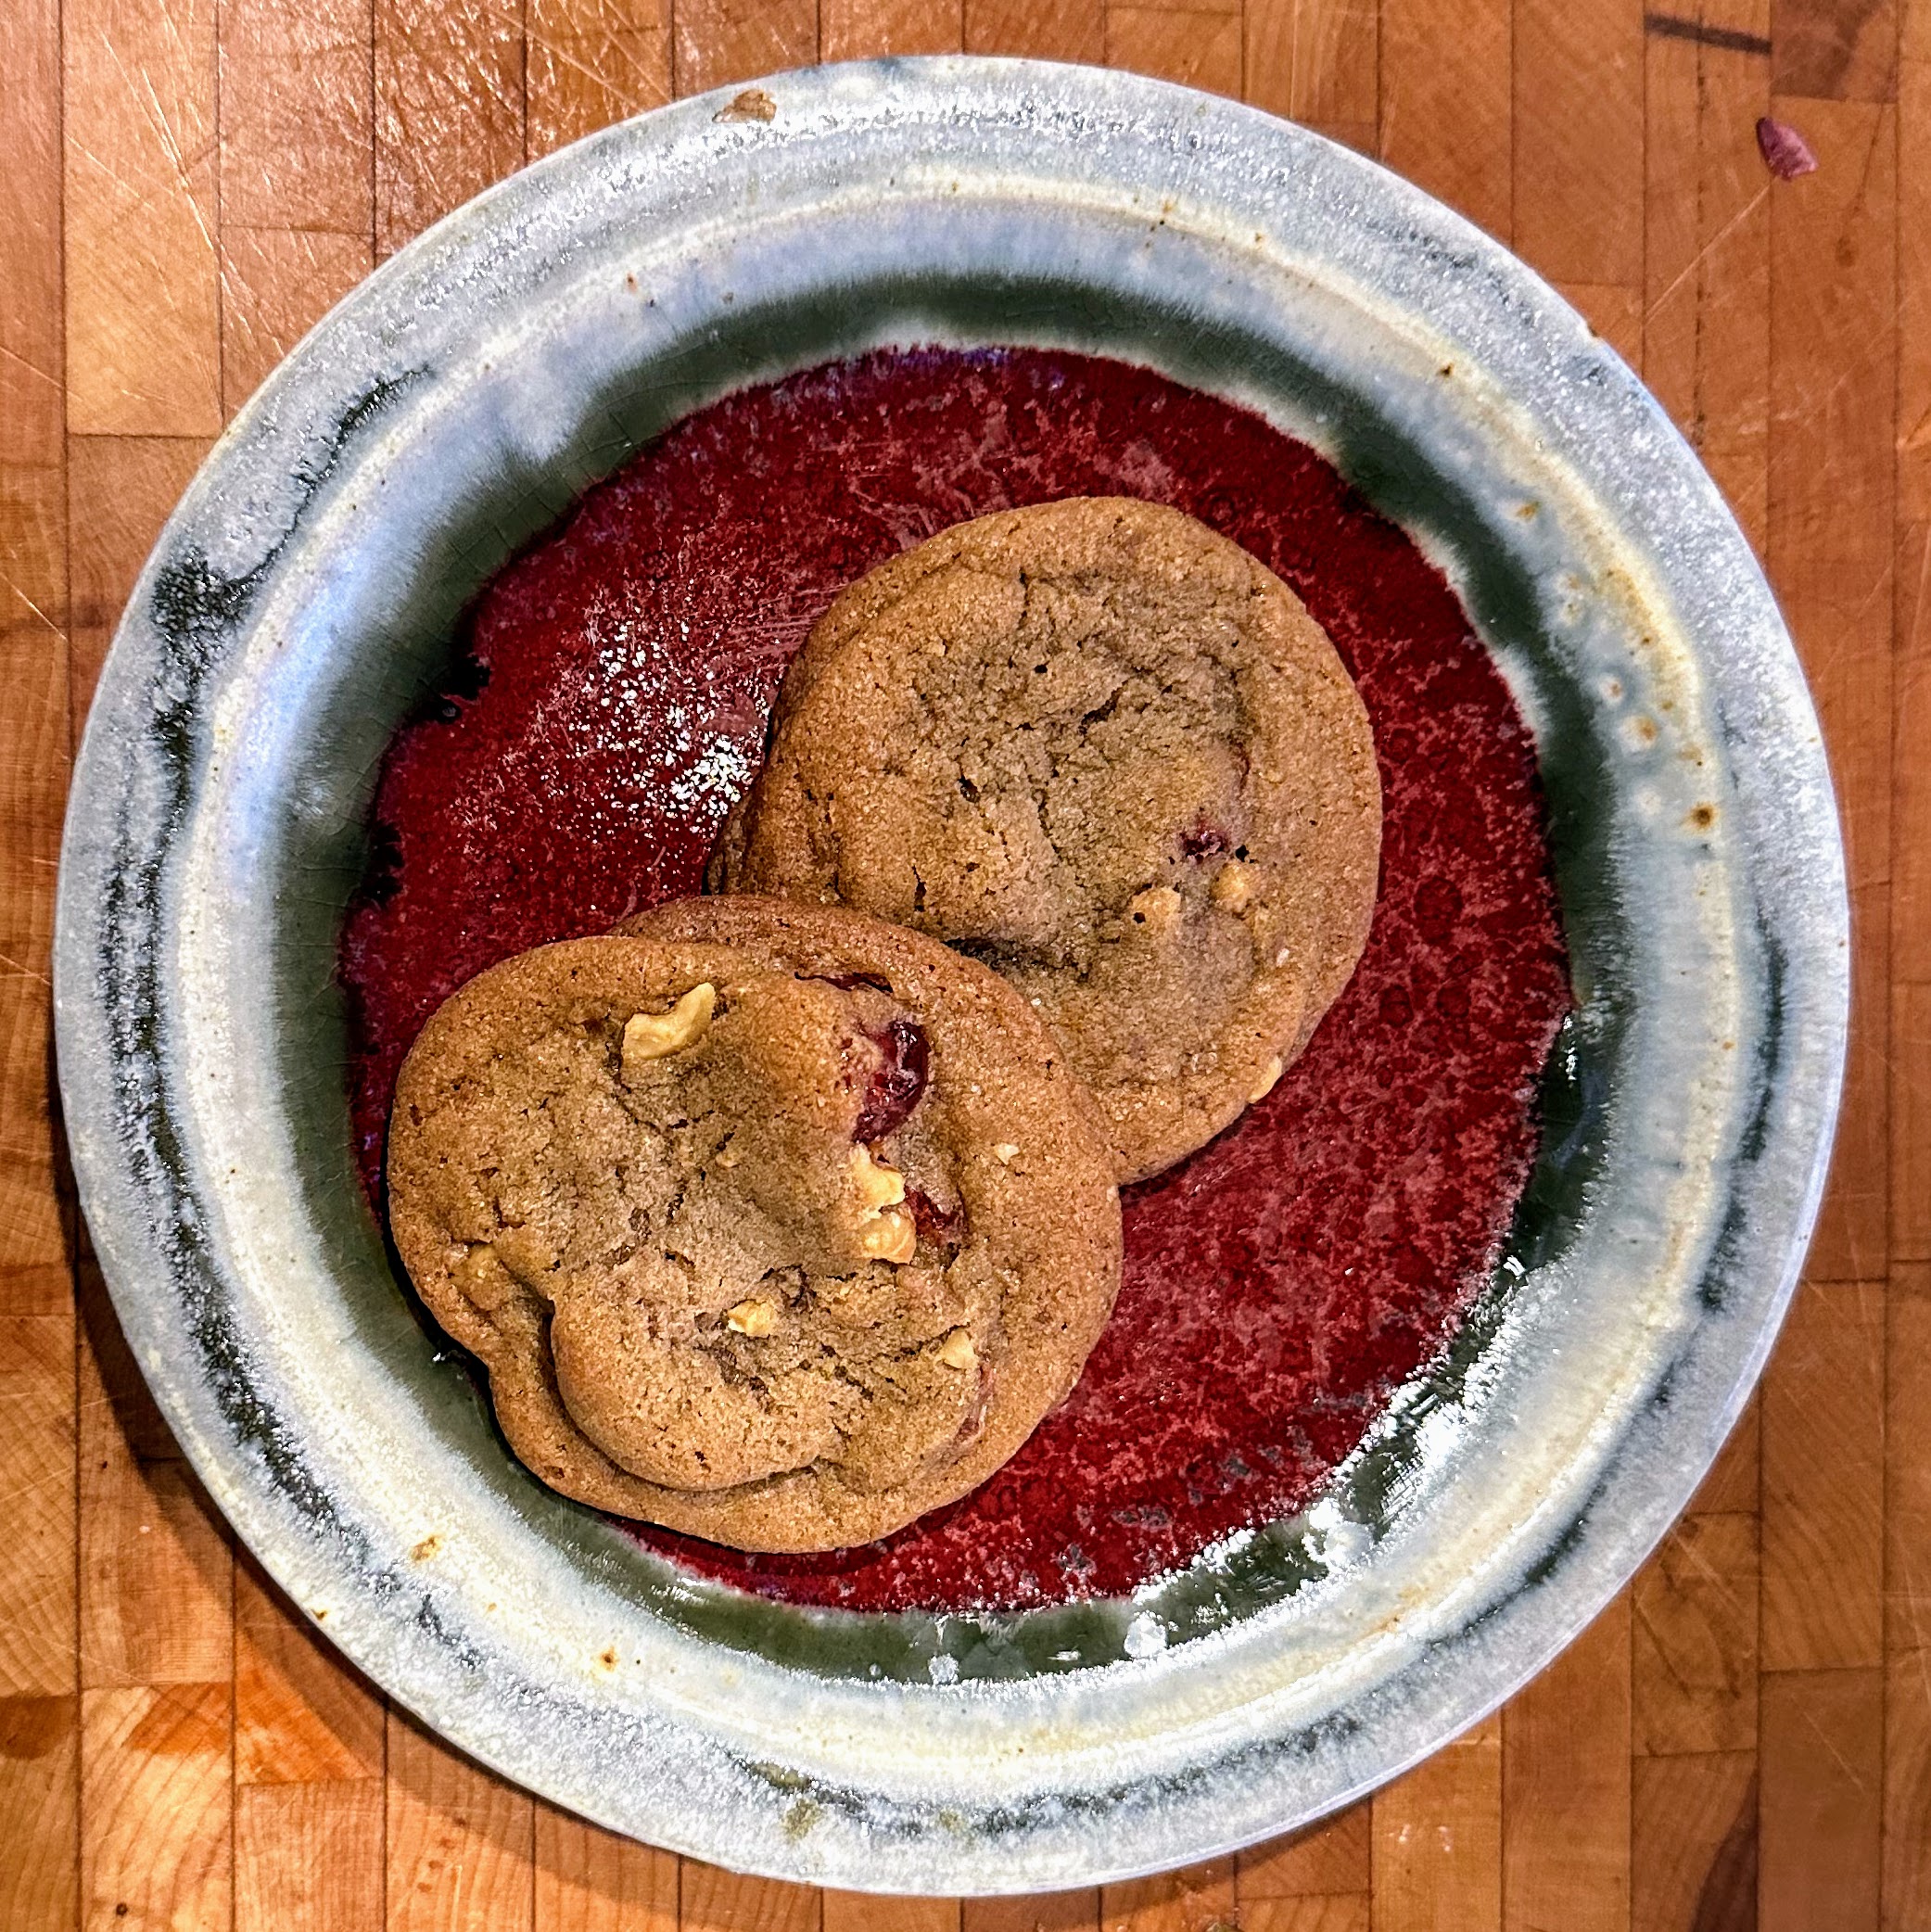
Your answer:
[54,57,1847,1894]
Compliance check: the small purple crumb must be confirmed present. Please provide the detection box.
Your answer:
[1179,818,1230,861]
[1757,116,1818,181]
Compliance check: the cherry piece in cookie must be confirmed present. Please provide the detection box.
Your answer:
[387,897,1120,1553]
[709,497,1382,1184]
[852,1016,931,1142]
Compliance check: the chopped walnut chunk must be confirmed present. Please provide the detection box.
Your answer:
[621,983,716,1078]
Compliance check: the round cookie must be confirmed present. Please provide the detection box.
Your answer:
[710,497,1382,1183]
[387,897,1121,1553]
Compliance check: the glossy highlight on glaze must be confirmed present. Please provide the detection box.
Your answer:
[339,347,1570,1612]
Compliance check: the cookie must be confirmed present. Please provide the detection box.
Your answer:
[387,897,1122,1553]
[710,497,1382,1183]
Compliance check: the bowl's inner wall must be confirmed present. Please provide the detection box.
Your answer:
[268,269,1628,1682]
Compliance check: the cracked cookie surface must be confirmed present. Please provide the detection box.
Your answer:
[709,497,1382,1182]
[387,898,1121,1551]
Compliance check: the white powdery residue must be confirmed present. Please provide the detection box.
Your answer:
[1305,1496,1373,1573]
[667,737,757,817]
[589,600,642,684]
[1185,1524,1260,1575]
[1123,1613,1167,1660]
[927,1654,960,1685]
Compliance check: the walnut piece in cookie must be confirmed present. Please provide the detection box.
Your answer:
[707,497,1382,1183]
[387,899,1121,1553]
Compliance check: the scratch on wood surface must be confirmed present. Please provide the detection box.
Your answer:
[0,578,64,638]
[1645,184,1771,322]
[95,29,219,260]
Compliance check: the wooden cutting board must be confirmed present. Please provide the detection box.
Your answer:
[2,0,1924,1925]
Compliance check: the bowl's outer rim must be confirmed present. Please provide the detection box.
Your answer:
[54,54,1848,1892]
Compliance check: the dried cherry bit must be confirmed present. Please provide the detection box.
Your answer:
[1179,818,1231,861]
[908,1187,967,1247]
[1756,116,1818,180]
[854,1017,931,1142]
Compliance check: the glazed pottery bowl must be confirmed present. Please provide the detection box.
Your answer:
[55,57,1846,1894]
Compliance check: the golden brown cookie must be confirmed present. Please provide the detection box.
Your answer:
[710,497,1382,1183]
[387,898,1121,1552]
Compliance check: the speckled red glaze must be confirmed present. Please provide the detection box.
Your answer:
[340,348,1570,1612]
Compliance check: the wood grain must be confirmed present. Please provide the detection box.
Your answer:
[1501,1595,1631,1932]
[375,0,526,259]
[237,1564,385,1775]
[825,1891,959,1931]
[0,1336,76,1926]
[64,0,223,437]
[82,1682,233,1932]
[5,96,74,1896]
[75,1360,233,1932]
[1760,1279,1885,1671]
[1633,1511,1759,1757]
[1768,90,1897,1284]
[1773,0,1899,99]
[236,1779,385,1930]
[217,0,375,415]
[964,0,1104,58]
[533,1802,679,1932]
[1885,1648,1931,1931]
[1886,1266,1931,1927]
[822,0,965,57]
[6,4,90,1884]
[12,0,1929,1920]
[387,1714,535,1932]
[1242,0,1377,150]
[1890,1269,1931,1656]
[1240,1805,1370,1901]
[1644,0,1772,548]
[528,0,673,161]
[1098,1859,1235,1931]
[962,1895,1101,1932]
[673,0,818,95]
[1104,8,1245,93]
[1631,1752,1757,1932]
[0,1692,79,1932]
[1242,1903,1367,1932]
[1895,0,1931,1274]
[0,1315,75,1703]
[0,0,71,1331]
[1369,1716,1501,1932]
[679,1862,819,1931]
[1759,1667,1884,1932]
[1515,0,1642,297]
[1380,0,1511,239]
[235,1560,385,1931]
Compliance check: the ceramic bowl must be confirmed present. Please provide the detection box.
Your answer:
[55,57,1846,1894]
